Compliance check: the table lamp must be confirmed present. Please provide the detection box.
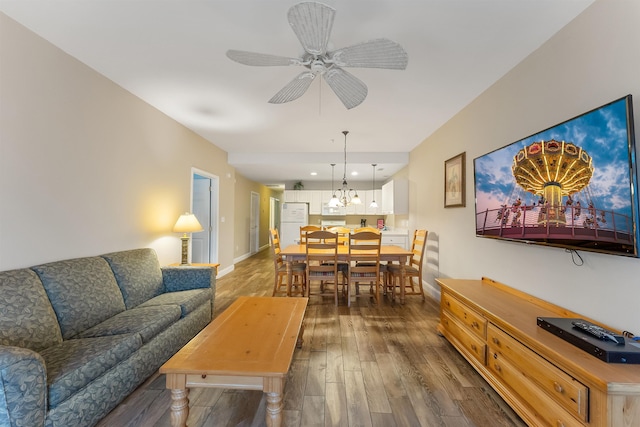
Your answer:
[173,212,203,265]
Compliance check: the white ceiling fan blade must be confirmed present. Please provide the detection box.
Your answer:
[269,72,316,104]
[323,67,368,109]
[287,2,335,56]
[330,38,409,70]
[226,49,300,66]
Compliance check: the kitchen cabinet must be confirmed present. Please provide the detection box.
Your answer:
[283,189,383,216]
[381,232,408,249]
[381,179,408,215]
[283,190,310,203]
[308,191,323,215]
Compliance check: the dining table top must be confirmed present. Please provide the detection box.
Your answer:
[280,244,412,258]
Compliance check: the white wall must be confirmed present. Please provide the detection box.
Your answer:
[410,0,640,331]
[0,13,237,270]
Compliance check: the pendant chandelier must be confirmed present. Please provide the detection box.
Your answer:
[369,164,378,208]
[328,131,361,207]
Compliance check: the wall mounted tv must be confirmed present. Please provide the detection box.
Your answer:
[474,95,638,257]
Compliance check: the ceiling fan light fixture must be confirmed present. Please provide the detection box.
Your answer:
[226,2,408,109]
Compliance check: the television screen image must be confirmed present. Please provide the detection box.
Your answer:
[474,95,638,257]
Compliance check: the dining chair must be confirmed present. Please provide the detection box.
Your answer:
[305,230,343,305]
[354,226,380,234]
[326,226,351,245]
[345,231,382,307]
[386,229,428,301]
[300,225,322,245]
[270,228,306,297]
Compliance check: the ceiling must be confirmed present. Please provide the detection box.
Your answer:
[0,0,594,186]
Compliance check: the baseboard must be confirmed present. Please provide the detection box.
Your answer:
[423,279,441,301]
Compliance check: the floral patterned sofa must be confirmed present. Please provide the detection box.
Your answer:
[0,248,216,427]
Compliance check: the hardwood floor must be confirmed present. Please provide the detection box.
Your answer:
[97,249,526,427]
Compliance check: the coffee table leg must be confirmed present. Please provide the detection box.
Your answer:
[169,388,189,427]
[264,377,285,427]
[166,374,189,427]
[296,322,305,348]
[265,391,283,426]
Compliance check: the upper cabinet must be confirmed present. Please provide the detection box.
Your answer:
[381,179,408,215]
[282,189,383,215]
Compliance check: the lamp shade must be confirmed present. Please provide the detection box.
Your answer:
[173,213,203,233]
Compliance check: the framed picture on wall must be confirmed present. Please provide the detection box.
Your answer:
[445,152,465,208]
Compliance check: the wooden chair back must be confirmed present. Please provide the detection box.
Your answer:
[305,230,341,305]
[270,228,283,268]
[354,226,380,234]
[326,226,350,245]
[346,231,382,306]
[409,229,428,271]
[300,225,322,245]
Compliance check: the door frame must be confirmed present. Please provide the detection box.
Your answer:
[250,191,260,254]
[191,167,219,263]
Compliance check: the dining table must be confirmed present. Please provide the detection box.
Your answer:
[280,244,414,304]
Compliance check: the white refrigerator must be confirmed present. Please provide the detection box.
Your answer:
[280,202,309,249]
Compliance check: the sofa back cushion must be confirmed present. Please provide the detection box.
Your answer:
[0,268,63,351]
[101,248,164,309]
[32,257,126,339]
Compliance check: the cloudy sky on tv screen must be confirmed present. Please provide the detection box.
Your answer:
[474,98,633,218]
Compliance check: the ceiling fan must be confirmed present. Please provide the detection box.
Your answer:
[226,1,408,109]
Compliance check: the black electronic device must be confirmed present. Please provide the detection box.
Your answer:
[537,317,640,364]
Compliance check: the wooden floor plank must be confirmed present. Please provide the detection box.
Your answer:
[301,395,325,427]
[96,248,525,427]
[324,382,349,427]
[325,342,345,384]
[360,361,392,414]
[344,370,373,427]
[305,350,327,397]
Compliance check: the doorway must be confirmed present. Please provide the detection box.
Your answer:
[270,197,281,233]
[250,192,260,254]
[191,169,219,264]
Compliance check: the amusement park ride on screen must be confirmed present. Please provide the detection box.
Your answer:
[474,95,639,257]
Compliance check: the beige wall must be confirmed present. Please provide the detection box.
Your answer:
[0,13,253,272]
[409,0,640,330]
[232,174,280,260]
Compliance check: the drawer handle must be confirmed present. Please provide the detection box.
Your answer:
[471,344,477,351]
[446,300,450,307]
[492,337,500,345]
[493,352,498,359]
[553,382,564,394]
[556,421,565,427]
[494,363,501,372]
[472,321,479,328]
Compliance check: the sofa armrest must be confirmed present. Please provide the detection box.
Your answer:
[161,266,216,293]
[0,346,47,427]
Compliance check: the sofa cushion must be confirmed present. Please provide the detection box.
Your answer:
[0,269,63,352]
[75,305,181,343]
[101,248,164,309]
[32,257,126,340]
[138,289,212,317]
[40,334,142,409]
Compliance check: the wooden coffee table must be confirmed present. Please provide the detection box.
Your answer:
[159,296,308,427]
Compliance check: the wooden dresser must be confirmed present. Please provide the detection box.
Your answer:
[436,277,640,427]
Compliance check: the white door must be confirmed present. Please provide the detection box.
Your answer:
[191,170,219,263]
[250,192,260,254]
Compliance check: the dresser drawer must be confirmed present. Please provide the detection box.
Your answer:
[487,346,584,427]
[441,311,486,365]
[488,324,588,422]
[441,293,487,339]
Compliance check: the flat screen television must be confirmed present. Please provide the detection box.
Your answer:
[474,95,639,257]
